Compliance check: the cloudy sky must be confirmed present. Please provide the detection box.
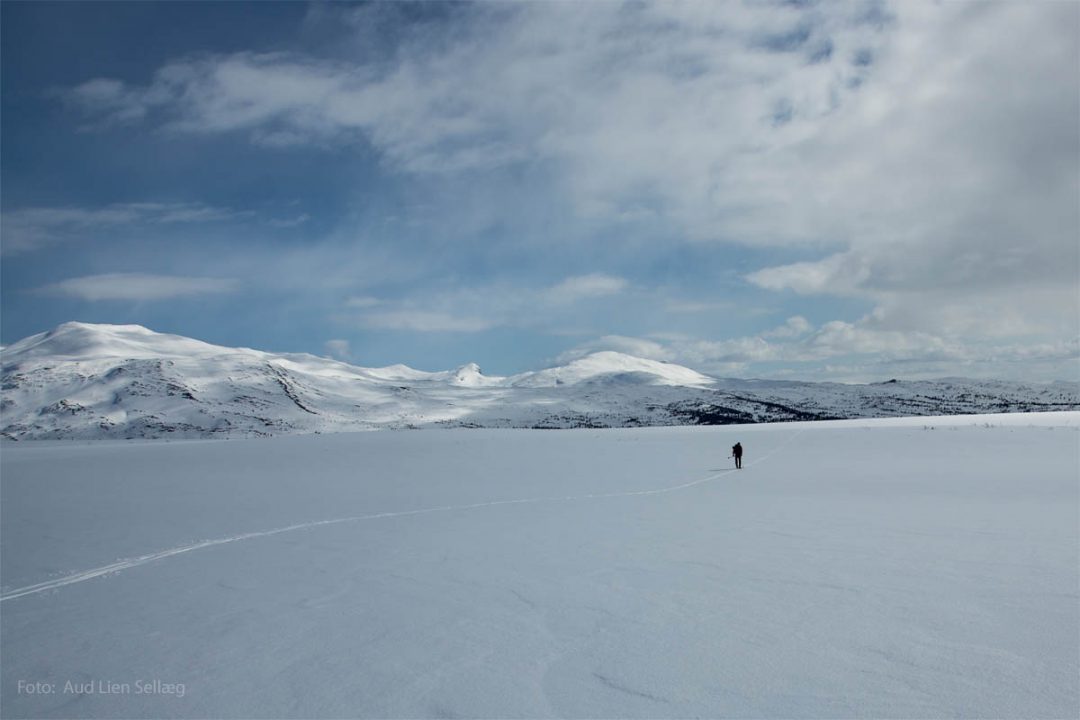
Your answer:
[2,1,1077,381]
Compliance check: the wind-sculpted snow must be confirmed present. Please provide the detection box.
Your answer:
[2,322,1078,440]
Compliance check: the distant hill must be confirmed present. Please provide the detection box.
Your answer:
[2,322,1077,440]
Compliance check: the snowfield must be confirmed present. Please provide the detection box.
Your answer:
[2,414,1077,718]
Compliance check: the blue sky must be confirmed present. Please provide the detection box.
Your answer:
[2,1,1077,381]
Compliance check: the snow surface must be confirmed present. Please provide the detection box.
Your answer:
[3,323,1077,440]
[509,351,715,388]
[2,414,1077,718]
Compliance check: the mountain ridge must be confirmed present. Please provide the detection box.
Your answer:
[2,323,1077,440]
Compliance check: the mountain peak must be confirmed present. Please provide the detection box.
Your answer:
[450,362,487,386]
[513,351,714,388]
[3,321,240,362]
[53,321,153,333]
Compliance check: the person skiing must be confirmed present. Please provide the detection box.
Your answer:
[732,442,743,469]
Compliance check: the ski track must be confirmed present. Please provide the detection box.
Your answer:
[1,429,804,603]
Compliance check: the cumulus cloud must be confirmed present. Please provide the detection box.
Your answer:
[39,273,238,301]
[60,5,1076,255]
[52,1,1079,375]
[736,2,1079,341]
[763,315,813,339]
[747,254,871,296]
[54,3,891,202]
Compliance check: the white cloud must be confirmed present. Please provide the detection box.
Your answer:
[55,4,891,197]
[665,300,737,314]
[154,205,242,224]
[346,273,629,334]
[763,315,813,339]
[54,2,1079,371]
[567,316,1079,382]
[268,213,311,228]
[344,296,384,309]
[324,339,352,361]
[356,310,493,333]
[39,273,238,301]
[61,4,1076,243]
[804,321,958,362]
[1,202,248,254]
[57,77,149,126]
[59,3,1078,251]
[747,254,871,296]
[735,1,1079,343]
[544,274,627,304]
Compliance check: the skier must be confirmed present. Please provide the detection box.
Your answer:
[732,442,743,469]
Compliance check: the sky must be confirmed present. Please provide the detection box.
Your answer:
[2,0,1077,382]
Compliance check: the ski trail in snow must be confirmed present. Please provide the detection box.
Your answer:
[1,427,805,603]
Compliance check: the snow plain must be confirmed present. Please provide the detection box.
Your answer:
[2,414,1078,718]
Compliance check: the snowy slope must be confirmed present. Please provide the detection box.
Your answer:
[509,351,714,388]
[2,416,1077,717]
[2,322,1077,440]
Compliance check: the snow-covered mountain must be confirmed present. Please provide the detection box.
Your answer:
[2,322,1077,440]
